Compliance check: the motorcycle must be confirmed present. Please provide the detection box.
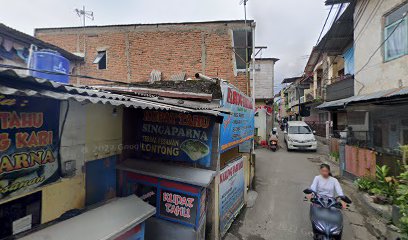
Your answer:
[269,139,278,152]
[303,189,352,240]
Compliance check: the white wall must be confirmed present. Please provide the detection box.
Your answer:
[252,59,275,99]
[255,109,267,142]
[354,0,408,95]
[59,100,86,175]
[59,100,123,175]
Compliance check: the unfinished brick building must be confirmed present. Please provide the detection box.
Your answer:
[35,20,254,94]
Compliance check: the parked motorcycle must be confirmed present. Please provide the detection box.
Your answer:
[303,189,352,240]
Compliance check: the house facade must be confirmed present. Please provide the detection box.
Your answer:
[34,20,255,94]
[307,0,408,177]
[354,0,408,95]
[301,2,355,138]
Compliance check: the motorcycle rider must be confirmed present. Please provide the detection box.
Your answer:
[307,164,347,209]
[268,127,279,145]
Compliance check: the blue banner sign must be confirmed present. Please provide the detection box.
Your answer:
[0,95,60,200]
[136,110,215,167]
[219,157,245,235]
[220,82,254,152]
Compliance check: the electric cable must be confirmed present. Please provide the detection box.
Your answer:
[0,63,129,85]
[354,0,384,44]
[316,5,335,45]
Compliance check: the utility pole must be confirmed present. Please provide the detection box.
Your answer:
[240,0,250,96]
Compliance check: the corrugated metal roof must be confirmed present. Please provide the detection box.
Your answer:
[389,87,408,97]
[96,85,214,102]
[0,70,224,117]
[136,96,221,110]
[282,76,302,84]
[304,48,321,75]
[317,87,408,109]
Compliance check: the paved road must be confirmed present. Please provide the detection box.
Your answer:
[226,142,370,240]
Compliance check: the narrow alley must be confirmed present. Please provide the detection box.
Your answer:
[1,0,408,239]
[226,141,377,240]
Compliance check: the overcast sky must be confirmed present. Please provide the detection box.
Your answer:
[1,0,332,88]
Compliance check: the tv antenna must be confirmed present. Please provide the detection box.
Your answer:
[75,6,94,27]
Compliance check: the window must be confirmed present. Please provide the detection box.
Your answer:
[288,126,312,134]
[93,51,107,69]
[384,2,408,61]
[233,29,253,70]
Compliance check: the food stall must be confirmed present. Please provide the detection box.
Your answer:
[118,161,211,239]
[116,80,254,239]
[118,109,218,240]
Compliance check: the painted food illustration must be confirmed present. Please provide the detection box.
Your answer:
[180,140,210,161]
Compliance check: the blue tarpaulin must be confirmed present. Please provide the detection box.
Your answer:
[343,46,354,75]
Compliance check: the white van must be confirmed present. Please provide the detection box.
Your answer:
[284,121,317,151]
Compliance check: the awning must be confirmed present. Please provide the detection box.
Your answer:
[117,159,216,187]
[282,76,302,84]
[0,70,224,119]
[316,97,351,109]
[21,195,155,240]
[317,87,408,109]
[315,3,354,55]
[93,52,106,64]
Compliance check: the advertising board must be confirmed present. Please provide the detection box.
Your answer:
[220,83,254,152]
[0,95,60,200]
[136,110,215,167]
[219,157,245,235]
[159,189,198,226]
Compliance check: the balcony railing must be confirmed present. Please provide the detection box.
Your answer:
[326,75,354,101]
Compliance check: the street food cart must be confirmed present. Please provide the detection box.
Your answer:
[20,195,155,240]
[118,160,213,240]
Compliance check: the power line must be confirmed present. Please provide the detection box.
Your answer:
[318,1,378,88]
[353,0,370,31]
[330,4,344,26]
[309,3,345,80]
[0,63,129,85]
[316,5,334,45]
[354,0,384,44]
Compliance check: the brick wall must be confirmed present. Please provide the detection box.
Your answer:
[35,22,251,93]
